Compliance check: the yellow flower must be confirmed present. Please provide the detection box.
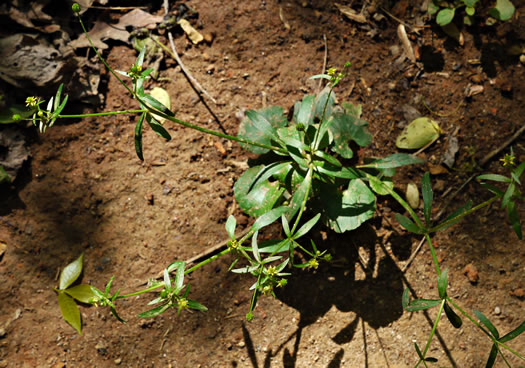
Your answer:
[500,154,515,168]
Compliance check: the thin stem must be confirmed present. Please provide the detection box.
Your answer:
[430,195,499,233]
[58,110,146,118]
[185,247,232,274]
[290,167,313,234]
[425,233,441,276]
[118,283,164,299]
[311,87,333,152]
[422,299,445,358]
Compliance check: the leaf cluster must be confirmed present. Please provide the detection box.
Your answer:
[429,0,515,29]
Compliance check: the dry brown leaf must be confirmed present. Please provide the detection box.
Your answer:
[178,19,204,45]
[334,3,367,23]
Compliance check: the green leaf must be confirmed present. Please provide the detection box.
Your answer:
[405,298,442,312]
[513,162,525,180]
[136,46,146,67]
[234,165,285,217]
[238,107,287,154]
[414,342,425,360]
[500,321,525,343]
[394,213,423,234]
[437,200,473,231]
[187,299,208,311]
[485,344,498,368]
[257,239,291,253]
[65,284,96,304]
[501,182,515,209]
[142,93,174,117]
[294,95,316,126]
[293,213,321,239]
[53,84,64,111]
[489,0,515,21]
[286,168,312,221]
[441,22,462,43]
[146,114,171,141]
[163,268,172,290]
[0,166,11,184]
[308,74,331,80]
[506,201,522,239]
[226,215,236,240]
[174,261,186,290]
[396,117,441,149]
[436,8,455,26]
[359,153,424,169]
[251,232,261,262]
[476,174,511,183]
[282,215,291,237]
[138,303,170,318]
[316,179,376,233]
[328,112,372,158]
[366,174,394,196]
[249,161,292,193]
[0,104,35,124]
[444,302,462,328]
[437,268,448,299]
[148,87,171,122]
[314,86,335,121]
[58,292,82,334]
[474,310,499,339]
[465,6,475,16]
[59,253,84,290]
[463,0,479,7]
[134,112,145,161]
[251,206,289,232]
[428,2,440,15]
[402,288,410,309]
[422,172,433,226]
[342,101,362,119]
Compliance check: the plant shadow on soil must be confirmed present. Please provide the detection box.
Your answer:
[242,221,408,368]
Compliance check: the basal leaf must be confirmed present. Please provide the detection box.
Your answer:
[359,153,424,169]
[238,107,287,154]
[294,95,316,126]
[234,165,285,217]
[316,179,376,233]
[58,292,82,334]
[436,8,455,26]
[286,168,312,221]
[59,253,84,290]
[342,101,362,119]
[444,302,462,328]
[314,86,335,121]
[65,284,97,304]
[328,112,372,158]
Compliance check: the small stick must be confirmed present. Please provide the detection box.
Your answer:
[401,237,425,272]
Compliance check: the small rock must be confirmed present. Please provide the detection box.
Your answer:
[95,341,108,356]
[0,328,6,338]
[114,358,122,365]
[470,74,483,83]
[520,54,525,64]
[463,263,479,284]
[510,288,525,298]
[434,179,446,192]
[206,64,215,74]
[493,306,501,315]
[145,193,154,205]
[203,33,214,44]
[237,341,246,348]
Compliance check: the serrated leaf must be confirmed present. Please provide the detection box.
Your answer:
[328,112,372,158]
[65,284,97,304]
[405,298,441,312]
[500,321,525,343]
[396,117,441,149]
[59,253,84,290]
[359,153,424,169]
[474,310,499,339]
[444,302,463,328]
[134,112,145,161]
[234,165,285,217]
[394,213,423,234]
[422,172,433,226]
[138,303,170,318]
[489,0,515,21]
[58,292,82,334]
[225,215,236,240]
[438,268,448,299]
[436,8,455,26]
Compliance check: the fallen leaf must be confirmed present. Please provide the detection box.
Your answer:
[335,3,367,23]
[396,117,441,150]
[178,19,204,44]
[148,87,171,123]
[428,163,448,175]
[406,182,419,209]
[442,134,459,168]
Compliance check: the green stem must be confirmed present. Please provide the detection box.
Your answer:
[118,283,164,299]
[58,110,146,118]
[311,88,334,152]
[423,299,445,358]
[290,167,313,234]
[185,247,232,274]
[430,196,499,233]
[425,233,441,276]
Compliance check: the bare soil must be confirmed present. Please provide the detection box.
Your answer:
[1,0,524,367]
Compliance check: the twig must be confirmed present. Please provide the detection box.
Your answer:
[401,237,425,272]
[479,124,525,167]
[317,34,328,94]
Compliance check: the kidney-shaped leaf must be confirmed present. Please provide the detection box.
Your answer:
[59,253,84,290]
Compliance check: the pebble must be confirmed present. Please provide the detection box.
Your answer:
[463,263,479,284]
[520,54,525,64]
[493,306,501,315]
[114,358,122,365]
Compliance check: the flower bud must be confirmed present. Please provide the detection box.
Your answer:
[72,3,81,13]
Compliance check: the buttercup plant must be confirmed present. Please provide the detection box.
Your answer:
[21,4,524,366]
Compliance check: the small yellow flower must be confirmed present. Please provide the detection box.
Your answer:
[25,96,39,107]
[327,67,337,76]
[308,258,319,270]
[266,265,277,277]
[500,153,516,168]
